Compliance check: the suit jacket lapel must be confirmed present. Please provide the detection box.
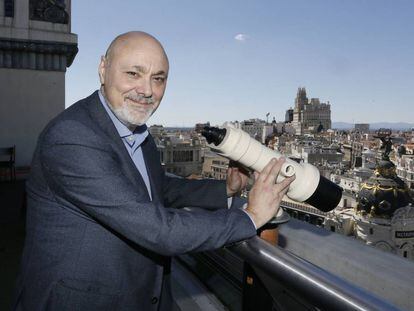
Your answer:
[84,91,151,199]
[141,136,162,204]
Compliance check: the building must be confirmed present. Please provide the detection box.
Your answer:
[270,118,296,136]
[288,139,343,167]
[324,158,414,260]
[0,0,78,166]
[158,134,204,177]
[354,123,370,133]
[239,119,265,140]
[395,154,414,190]
[202,151,229,180]
[304,145,343,167]
[285,108,293,123]
[148,124,164,138]
[292,88,332,135]
[350,141,363,168]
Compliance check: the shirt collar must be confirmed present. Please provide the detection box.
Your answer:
[98,90,149,141]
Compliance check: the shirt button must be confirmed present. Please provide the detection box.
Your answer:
[151,297,158,304]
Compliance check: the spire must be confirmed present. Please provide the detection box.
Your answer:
[295,87,308,110]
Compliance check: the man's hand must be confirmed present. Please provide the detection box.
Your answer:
[226,164,249,197]
[245,158,295,229]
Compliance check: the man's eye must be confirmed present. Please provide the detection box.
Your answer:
[126,71,137,77]
[153,77,165,83]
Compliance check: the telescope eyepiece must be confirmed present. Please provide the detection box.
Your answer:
[202,126,227,146]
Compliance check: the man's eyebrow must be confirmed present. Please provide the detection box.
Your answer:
[132,65,147,73]
[153,70,167,76]
[131,66,167,76]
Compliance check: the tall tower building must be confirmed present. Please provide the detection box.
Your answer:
[0,0,78,166]
[293,87,308,135]
[295,87,308,111]
[292,87,332,135]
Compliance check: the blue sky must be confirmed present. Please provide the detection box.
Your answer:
[66,0,414,126]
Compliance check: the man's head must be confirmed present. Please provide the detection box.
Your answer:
[99,31,169,129]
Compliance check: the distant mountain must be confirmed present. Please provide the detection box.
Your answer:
[332,122,414,131]
[332,122,353,130]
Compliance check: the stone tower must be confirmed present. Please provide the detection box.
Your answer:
[0,0,78,166]
[292,87,308,135]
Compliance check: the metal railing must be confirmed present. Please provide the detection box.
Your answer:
[179,180,414,310]
[229,235,400,311]
[277,218,414,310]
[181,208,411,310]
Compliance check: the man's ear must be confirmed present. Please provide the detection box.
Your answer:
[98,56,106,85]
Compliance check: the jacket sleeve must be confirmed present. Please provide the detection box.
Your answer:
[40,120,256,256]
[161,173,230,210]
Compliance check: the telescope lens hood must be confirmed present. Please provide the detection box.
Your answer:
[202,126,227,146]
[305,175,342,212]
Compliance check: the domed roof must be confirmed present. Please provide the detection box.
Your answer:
[391,205,414,225]
[356,160,412,218]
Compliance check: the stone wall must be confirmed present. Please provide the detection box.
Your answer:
[0,0,77,166]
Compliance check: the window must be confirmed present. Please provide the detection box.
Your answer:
[4,0,14,17]
[173,150,194,162]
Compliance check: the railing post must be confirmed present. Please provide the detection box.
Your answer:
[242,222,281,310]
[242,262,274,311]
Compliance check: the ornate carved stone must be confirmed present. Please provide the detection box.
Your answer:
[357,159,412,218]
[30,0,69,24]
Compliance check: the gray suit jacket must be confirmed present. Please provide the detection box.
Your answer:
[13,91,256,311]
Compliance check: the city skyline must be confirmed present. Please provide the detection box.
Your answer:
[66,0,414,126]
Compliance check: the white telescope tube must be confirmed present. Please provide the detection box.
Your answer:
[202,123,342,212]
[212,123,320,201]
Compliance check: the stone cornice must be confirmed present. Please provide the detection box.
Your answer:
[0,37,78,71]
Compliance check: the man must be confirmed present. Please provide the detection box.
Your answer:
[13,31,294,310]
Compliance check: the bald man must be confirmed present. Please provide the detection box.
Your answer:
[13,32,293,310]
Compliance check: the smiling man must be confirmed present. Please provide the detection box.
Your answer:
[98,32,169,129]
[13,31,294,311]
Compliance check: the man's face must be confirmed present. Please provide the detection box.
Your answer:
[99,38,169,128]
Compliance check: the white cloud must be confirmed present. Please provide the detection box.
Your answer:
[234,33,249,42]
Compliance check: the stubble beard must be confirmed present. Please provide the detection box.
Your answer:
[101,87,157,129]
[110,100,154,128]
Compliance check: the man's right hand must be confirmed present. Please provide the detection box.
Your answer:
[245,158,295,229]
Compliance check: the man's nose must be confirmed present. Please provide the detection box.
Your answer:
[135,78,153,98]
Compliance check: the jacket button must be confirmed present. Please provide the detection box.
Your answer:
[151,297,158,304]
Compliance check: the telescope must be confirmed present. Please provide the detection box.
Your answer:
[202,123,342,213]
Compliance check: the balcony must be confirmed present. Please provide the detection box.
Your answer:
[177,201,413,310]
[1,182,413,310]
